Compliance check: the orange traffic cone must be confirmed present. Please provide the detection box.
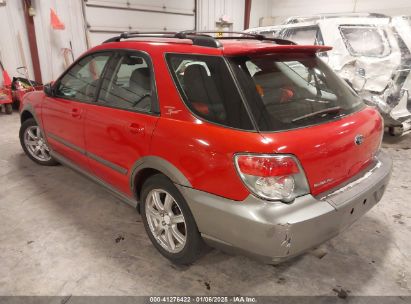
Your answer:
[2,70,11,87]
[50,8,65,30]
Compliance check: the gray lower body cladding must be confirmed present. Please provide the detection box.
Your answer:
[177,151,392,263]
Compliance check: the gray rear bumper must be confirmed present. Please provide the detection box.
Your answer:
[177,151,392,263]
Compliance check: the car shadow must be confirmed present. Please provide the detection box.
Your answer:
[382,133,411,150]
[7,152,394,295]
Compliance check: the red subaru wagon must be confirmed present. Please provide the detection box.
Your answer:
[19,31,392,264]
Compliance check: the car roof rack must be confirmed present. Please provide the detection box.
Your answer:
[179,31,296,45]
[103,31,222,47]
[103,30,296,47]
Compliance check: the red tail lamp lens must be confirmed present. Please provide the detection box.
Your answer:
[237,155,299,177]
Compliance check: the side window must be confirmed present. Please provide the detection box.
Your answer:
[260,30,277,38]
[166,54,254,130]
[339,25,391,57]
[98,53,153,112]
[55,53,111,102]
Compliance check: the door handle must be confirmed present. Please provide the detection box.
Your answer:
[128,123,145,134]
[71,108,82,118]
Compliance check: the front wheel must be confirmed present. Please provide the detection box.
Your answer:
[19,118,58,166]
[141,174,207,265]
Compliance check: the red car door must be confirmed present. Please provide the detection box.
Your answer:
[42,52,112,171]
[83,51,159,196]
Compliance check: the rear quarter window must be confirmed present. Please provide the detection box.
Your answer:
[339,25,391,57]
[166,54,255,131]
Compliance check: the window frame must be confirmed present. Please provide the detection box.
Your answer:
[52,50,114,103]
[95,50,160,115]
[164,52,258,132]
[51,49,160,115]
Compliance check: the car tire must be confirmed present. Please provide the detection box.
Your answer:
[19,118,59,166]
[141,174,207,265]
[5,104,12,114]
[388,126,402,137]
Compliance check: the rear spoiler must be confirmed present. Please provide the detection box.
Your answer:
[223,45,332,56]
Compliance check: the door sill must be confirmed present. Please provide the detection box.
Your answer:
[51,151,138,209]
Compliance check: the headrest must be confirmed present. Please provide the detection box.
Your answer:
[184,64,209,84]
[130,67,150,90]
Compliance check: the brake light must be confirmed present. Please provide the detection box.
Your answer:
[234,154,309,203]
[237,155,299,177]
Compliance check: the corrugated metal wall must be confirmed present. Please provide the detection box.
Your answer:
[197,0,245,31]
[2,0,411,84]
[83,0,196,46]
[32,0,87,82]
[0,1,34,83]
[0,0,87,84]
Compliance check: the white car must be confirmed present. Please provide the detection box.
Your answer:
[390,16,411,134]
[247,13,411,135]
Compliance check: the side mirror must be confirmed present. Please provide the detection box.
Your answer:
[44,83,54,97]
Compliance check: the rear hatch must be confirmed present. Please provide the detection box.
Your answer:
[259,107,382,195]
[228,52,383,195]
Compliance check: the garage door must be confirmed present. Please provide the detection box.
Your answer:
[84,0,196,46]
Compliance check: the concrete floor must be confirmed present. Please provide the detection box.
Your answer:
[0,111,410,296]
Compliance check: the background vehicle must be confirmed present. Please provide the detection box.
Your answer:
[19,32,392,264]
[247,13,411,135]
[390,16,411,135]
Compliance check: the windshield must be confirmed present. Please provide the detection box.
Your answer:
[229,54,365,132]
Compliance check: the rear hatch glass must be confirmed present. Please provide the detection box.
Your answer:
[229,54,365,132]
[229,54,381,195]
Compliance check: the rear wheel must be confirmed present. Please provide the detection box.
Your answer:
[19,118,58,166]
[5,104,12,114]
[141,174,207,264]
[388,126,403,136]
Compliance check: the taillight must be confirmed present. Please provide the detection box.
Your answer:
[234,154,309,203]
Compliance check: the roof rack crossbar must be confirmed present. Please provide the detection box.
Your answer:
[103,31,221,47]
[102,30,297,47]
[181,31,296,45]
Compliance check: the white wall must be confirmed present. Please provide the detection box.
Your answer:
[3,0,410,84]
[32,0,87,83]
[0,1,34,83]
[249,0,272,28]
[0,0,87,84]
[197,0,245,31]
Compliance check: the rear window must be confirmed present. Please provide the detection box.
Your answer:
[339,25,391,57]
[166,54,254,130]
[229,55,365,132]
[280,26,321,45]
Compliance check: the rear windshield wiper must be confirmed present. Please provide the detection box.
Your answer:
[291,106,342,123]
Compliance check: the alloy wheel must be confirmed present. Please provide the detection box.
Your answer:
[24,126,52,162]
[145,189,187,253]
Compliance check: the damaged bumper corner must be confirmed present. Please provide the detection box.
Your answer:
[177,151,392,264]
